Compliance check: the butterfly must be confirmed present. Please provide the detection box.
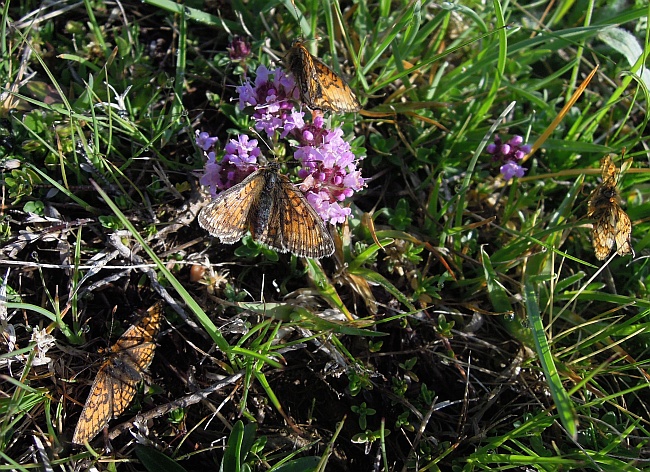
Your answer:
[72,302,163,445]
[198,163,335,259]
[285,40,361,113]
[587,155,633,260]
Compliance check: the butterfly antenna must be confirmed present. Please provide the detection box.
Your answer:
[248,127,276,165]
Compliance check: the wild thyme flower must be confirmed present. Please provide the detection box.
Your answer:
[281,110,306,138]
[227,36,251,61]
[199,134,261,196]
[196,131,218,152]
[500,161,526,180]
[295,126,365,224]
[224,134,261,167]
[293,114,328,145]
[487,135,530,180]
[199,151,220,196]
[236,65,299,137]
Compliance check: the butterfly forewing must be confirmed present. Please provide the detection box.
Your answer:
[71,303,163,445]
[198,172,267,243]
[286,41,361,113]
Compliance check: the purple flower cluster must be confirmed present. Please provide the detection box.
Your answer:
[198,65,364,224]
[487,135,530,180]
[198,133,261,196]
[227,36,251,61]
[294,117,364,223]
[236,66,301,137]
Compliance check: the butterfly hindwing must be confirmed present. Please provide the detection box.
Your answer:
[613,206,632,257]
[274,173,334,258]
[72,361,113,445]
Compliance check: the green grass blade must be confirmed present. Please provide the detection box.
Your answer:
[524,281,577,439]
[90,180,229,352]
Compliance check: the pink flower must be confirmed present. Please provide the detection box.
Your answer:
[295,128,365,223]
[227,36,251,61]
[487,135,530,180]
[236,66,300,137]
[196,131,218,151]
[500,161,526,180]
[200,135,261,195]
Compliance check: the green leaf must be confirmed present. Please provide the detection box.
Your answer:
[135,445,188,472]
[272,456,320,472]
[524,281,577,440]
[598,26,650,90]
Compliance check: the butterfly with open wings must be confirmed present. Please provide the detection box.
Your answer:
[72,302,163,445]
[198,163,335,259]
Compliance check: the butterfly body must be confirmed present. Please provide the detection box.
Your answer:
[199,164,335,258]
[285,41,361,113]
[251,169,279,239]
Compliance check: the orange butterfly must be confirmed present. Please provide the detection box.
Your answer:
[285,40,361,113]
[72,302,163,445]
[587,155,633,260]
[198,163,334,258]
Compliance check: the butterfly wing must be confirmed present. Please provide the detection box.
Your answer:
[72,362,113,444]
[139,301,163,343]
[591,206,617,260]
[287,42,361,113]
[600,155,618,187]
[613,206,633,257]
[258,173,334,258]
[286,43,315,104]
[114,302,163,351]
[199,171,266,244]
[309,57,361,113]
[72,303,162,445]
[104,346,151,416]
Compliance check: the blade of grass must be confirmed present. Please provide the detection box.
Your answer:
[472,0,506,119]
[524,280,577,439]
[90,180,229,352]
